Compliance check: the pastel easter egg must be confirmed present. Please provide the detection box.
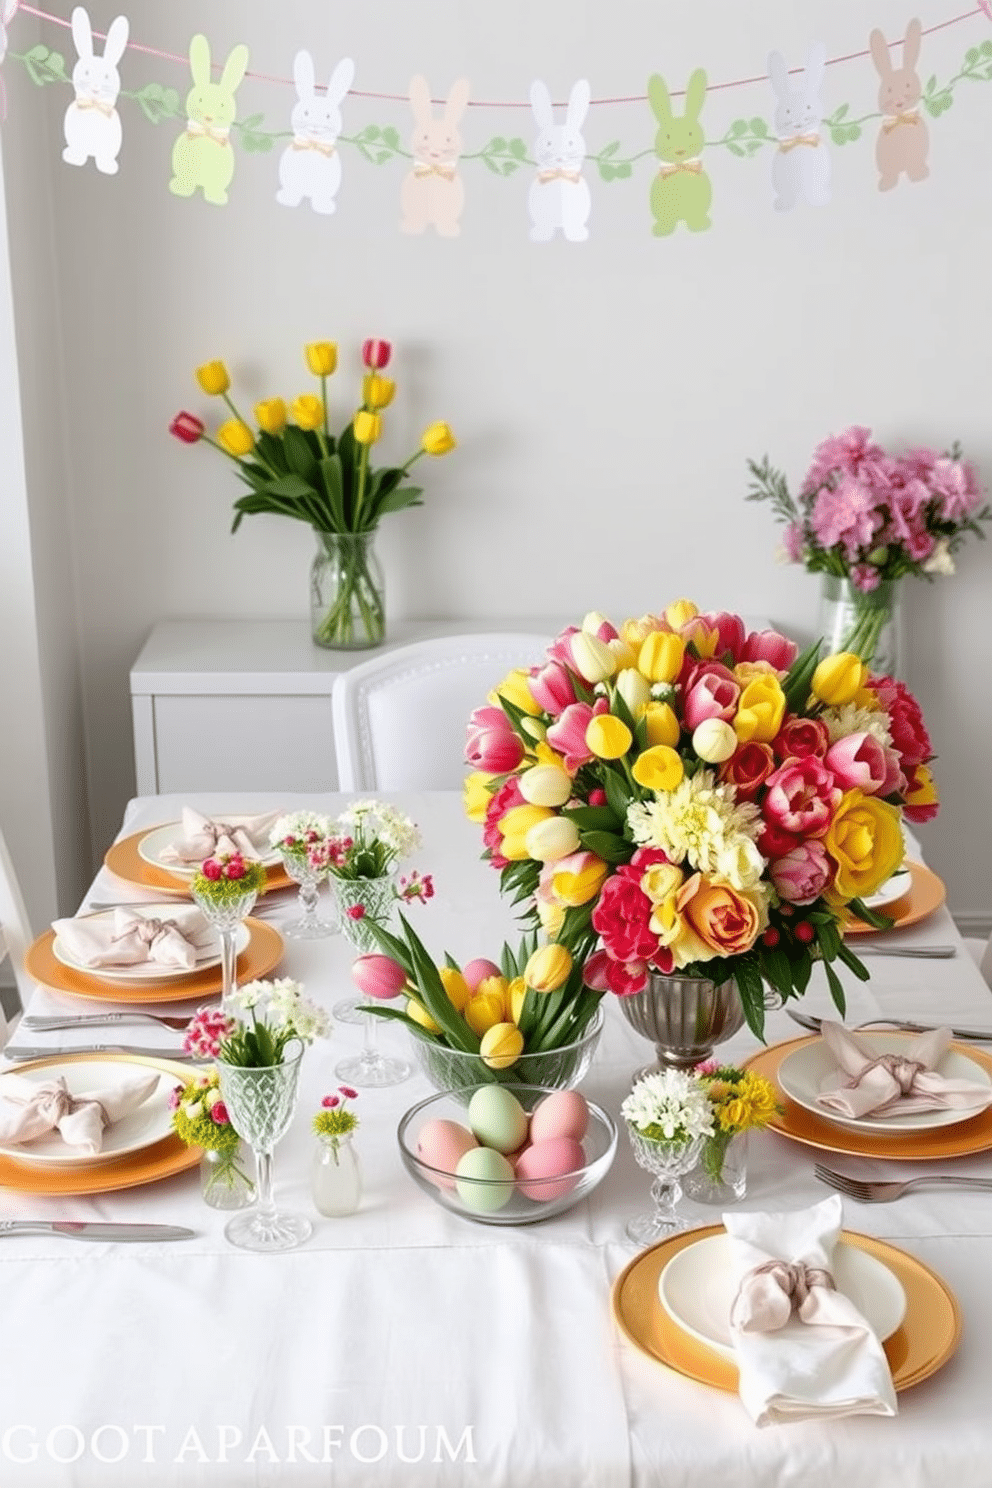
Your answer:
[529,1090,589,1146]
[455,1146,516,1213]
[467,1085,529,1155]
[463,957,503,991]
[515,1136,586,1203]
[416,1119,478,1190]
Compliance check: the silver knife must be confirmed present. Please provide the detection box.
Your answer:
[3,1045,201,1063]
[0,1220,196,1242]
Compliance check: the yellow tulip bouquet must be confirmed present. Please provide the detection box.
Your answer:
[170,338,455,647]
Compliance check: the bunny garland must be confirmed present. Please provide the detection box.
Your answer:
[61,5,128,175]
[528,79,591,242]
[767,43,831,210]
[401,74,471,235]
[648,69,712,234]
[169,33,249,205]
[276,50,354,215]
[870,19,930,189]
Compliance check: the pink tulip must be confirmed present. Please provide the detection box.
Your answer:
[546,701,600,772]
[682,662,740,732]
[529,660,578,716]
[763,757,841,837]
[825,731,889,794]
[773,716,829,762]
[463,957,503,991]
[351,954,408,1000]
[547,626,581,668]
[741,629,799,670]
[702,611,747,661]
[770,841,832,905]
[465,705,525,773]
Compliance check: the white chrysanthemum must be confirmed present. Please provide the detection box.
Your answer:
[337,800,421,859]
[620,1069,715,1142]
[269,811,335,846]
[822,702,893,750]
[627,770,763,885]
[227,979,271,1012]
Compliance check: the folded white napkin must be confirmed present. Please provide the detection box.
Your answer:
[0,1070,160,1155]
[816,1021,992,1120]
[157,807,280,865]
[724,1195,897,1425]
[52,905,212,970]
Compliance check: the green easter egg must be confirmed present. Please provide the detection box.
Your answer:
[467,1086,529,1154]
[455,1146,516,1213]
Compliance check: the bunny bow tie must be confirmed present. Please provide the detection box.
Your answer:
[537,167,582,185]
[779,132,821,152]
[292,136,337,157]
[882,110,921,132]
[78,95,116,118]
[186,119,231,147]
[413,160,457,181]
[658,158,703,178]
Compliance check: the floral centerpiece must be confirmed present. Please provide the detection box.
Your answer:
[190,852,267,905]
[170,1065,255,1207]
[169,339,456,649]
[321,799,432,952]
[463,598,938,1040]
[689,1062,781,1200]
[746,426,989,664]
[620,1068,716,1144]
[184,978,330,1067]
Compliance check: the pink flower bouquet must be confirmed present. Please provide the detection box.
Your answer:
[463,599,938,1038]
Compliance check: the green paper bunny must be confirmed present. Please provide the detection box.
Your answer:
[648,69,712,235]
[170,33,249,206]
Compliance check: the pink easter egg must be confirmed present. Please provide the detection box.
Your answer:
[529,1090,589,1146]
[462,957,503,992]
[514,1136,586,1203]
[416,1119,478,1190]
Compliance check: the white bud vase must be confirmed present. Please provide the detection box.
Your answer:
[312,1134,362,1217]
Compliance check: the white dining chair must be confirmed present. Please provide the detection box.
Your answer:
[332,632,554,791]
[0,828,32,1045]
[964,932,992,991]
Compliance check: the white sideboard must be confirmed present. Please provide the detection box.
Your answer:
[129,618,557,794]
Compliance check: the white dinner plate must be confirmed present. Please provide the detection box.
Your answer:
[137,821,281,876]
[658,1233,907,1358]
[777,1034,992,1133]
[52,912,249,983]
[0,1060,178,1168]
[861,865,913,911]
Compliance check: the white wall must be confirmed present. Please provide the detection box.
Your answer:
[3,0,990,920]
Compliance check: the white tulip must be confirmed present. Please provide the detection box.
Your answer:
[692,717,738,764]
[519,763,573,808]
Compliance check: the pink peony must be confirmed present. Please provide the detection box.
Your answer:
[802,426,885,492]
[770,840,833,905]
[870,676,932,769]
[202,858,222,881]
[849,562,882,593]
[590,863,659,966]
[763,757,841,838]
[810,475,883,553]
[466,705,525,774]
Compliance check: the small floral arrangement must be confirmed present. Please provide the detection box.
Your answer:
[620,1069,716,1145]
[191,852,267,906]
[184,979,330,1067]
[312,1086,360,1152]
[269,811,336,865]
[693,1062,781,1181]
[322,799,422,880]
[747,426,989,592]
[464,598,938,1039]
[170,1066,240,1153]
[170,339,456,539]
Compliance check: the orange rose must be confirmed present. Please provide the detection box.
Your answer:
[676,873,767,958]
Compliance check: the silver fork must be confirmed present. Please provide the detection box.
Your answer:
[22,1012,193,1032]
[786,1007,992,1041]
[813,1162,992,1203]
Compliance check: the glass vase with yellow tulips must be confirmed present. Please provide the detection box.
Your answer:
[169,339,456,649]
[352,915,605,1094]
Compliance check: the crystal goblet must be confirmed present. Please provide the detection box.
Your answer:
[278,847,336,940]
[331,874,396,1022]
[191,882,258,1008]
[217,1049,311,1252]
[625,1125,706,1246]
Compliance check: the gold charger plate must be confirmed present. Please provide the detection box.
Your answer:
[0,1053,200,1196]
[612,1223,961,1393]
[845,861,945,935]
[24,917,283,1004]
[105,829,293,894]
[746,1036,992,1160]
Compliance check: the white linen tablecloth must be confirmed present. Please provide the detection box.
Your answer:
[1,792,990,1487]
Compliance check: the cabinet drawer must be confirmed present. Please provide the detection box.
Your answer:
[152,695,337,793]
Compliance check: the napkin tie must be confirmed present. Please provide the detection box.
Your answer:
[862,1053,926,1094]
[733,1259,836,1329]
[816,1020,992,1120]
[0,1070,160,1155]
[157,808,280,865]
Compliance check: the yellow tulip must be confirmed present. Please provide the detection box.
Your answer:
[476,974,511,1018]
[498,803,556,860]
[524,943,573,993]
[551,852,609,907]
[608,636,638,671]
[638,631,685,684]
[664,598,699,629]
[518,763,573,808]
[643,702,681,747]
[421,421,456,455]
[632,745,685,792]
[824,790,905,900]
[254,397,287,435]
[406,996,441,1035]
[438,966,471,1012]
[493,669,543,716]
[586,713,633,761]
[905,763,938,812]
[464,992,505,1037]
[463,771,495,824]
[640,862,684,906]
[305,341,338,376]
[507,977,527,1024]
[534,741,569,772]
[362,374,396,409]
[216,419,255,457]
[291,394,324,431]
[520,715,547,743]
[734,675,786,743]
[480,1022,524,1070]
[353,410,382,445]
[812,652,867,706]
[195,360,230,396]
[536,896,566,937]
[621,614,663,648]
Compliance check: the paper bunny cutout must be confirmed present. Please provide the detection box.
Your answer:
[169,33,250,206]
[648,69,711,234]
[870,19,929,190]
[276,49,354,215]
[0,0,19,69]
[528,79,591,243]
[61,6,128,175]
[767,43,831,210]
[400,75,470,236]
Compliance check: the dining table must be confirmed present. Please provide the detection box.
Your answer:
[2,789,991,1488]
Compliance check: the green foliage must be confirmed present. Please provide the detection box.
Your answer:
[474,136,530,175]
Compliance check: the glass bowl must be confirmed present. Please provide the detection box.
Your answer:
[408,1006,604,1097]
[396,1082,617,1227]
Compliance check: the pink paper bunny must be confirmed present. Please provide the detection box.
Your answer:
[870,19,929,190]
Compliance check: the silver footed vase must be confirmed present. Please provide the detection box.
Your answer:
[618,972,745,1074]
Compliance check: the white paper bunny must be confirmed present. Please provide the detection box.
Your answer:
[0,0,19,69]
[277,50,354,215]
[62,5,128,175]
[768,43,831,211]
[528,78,591,242]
